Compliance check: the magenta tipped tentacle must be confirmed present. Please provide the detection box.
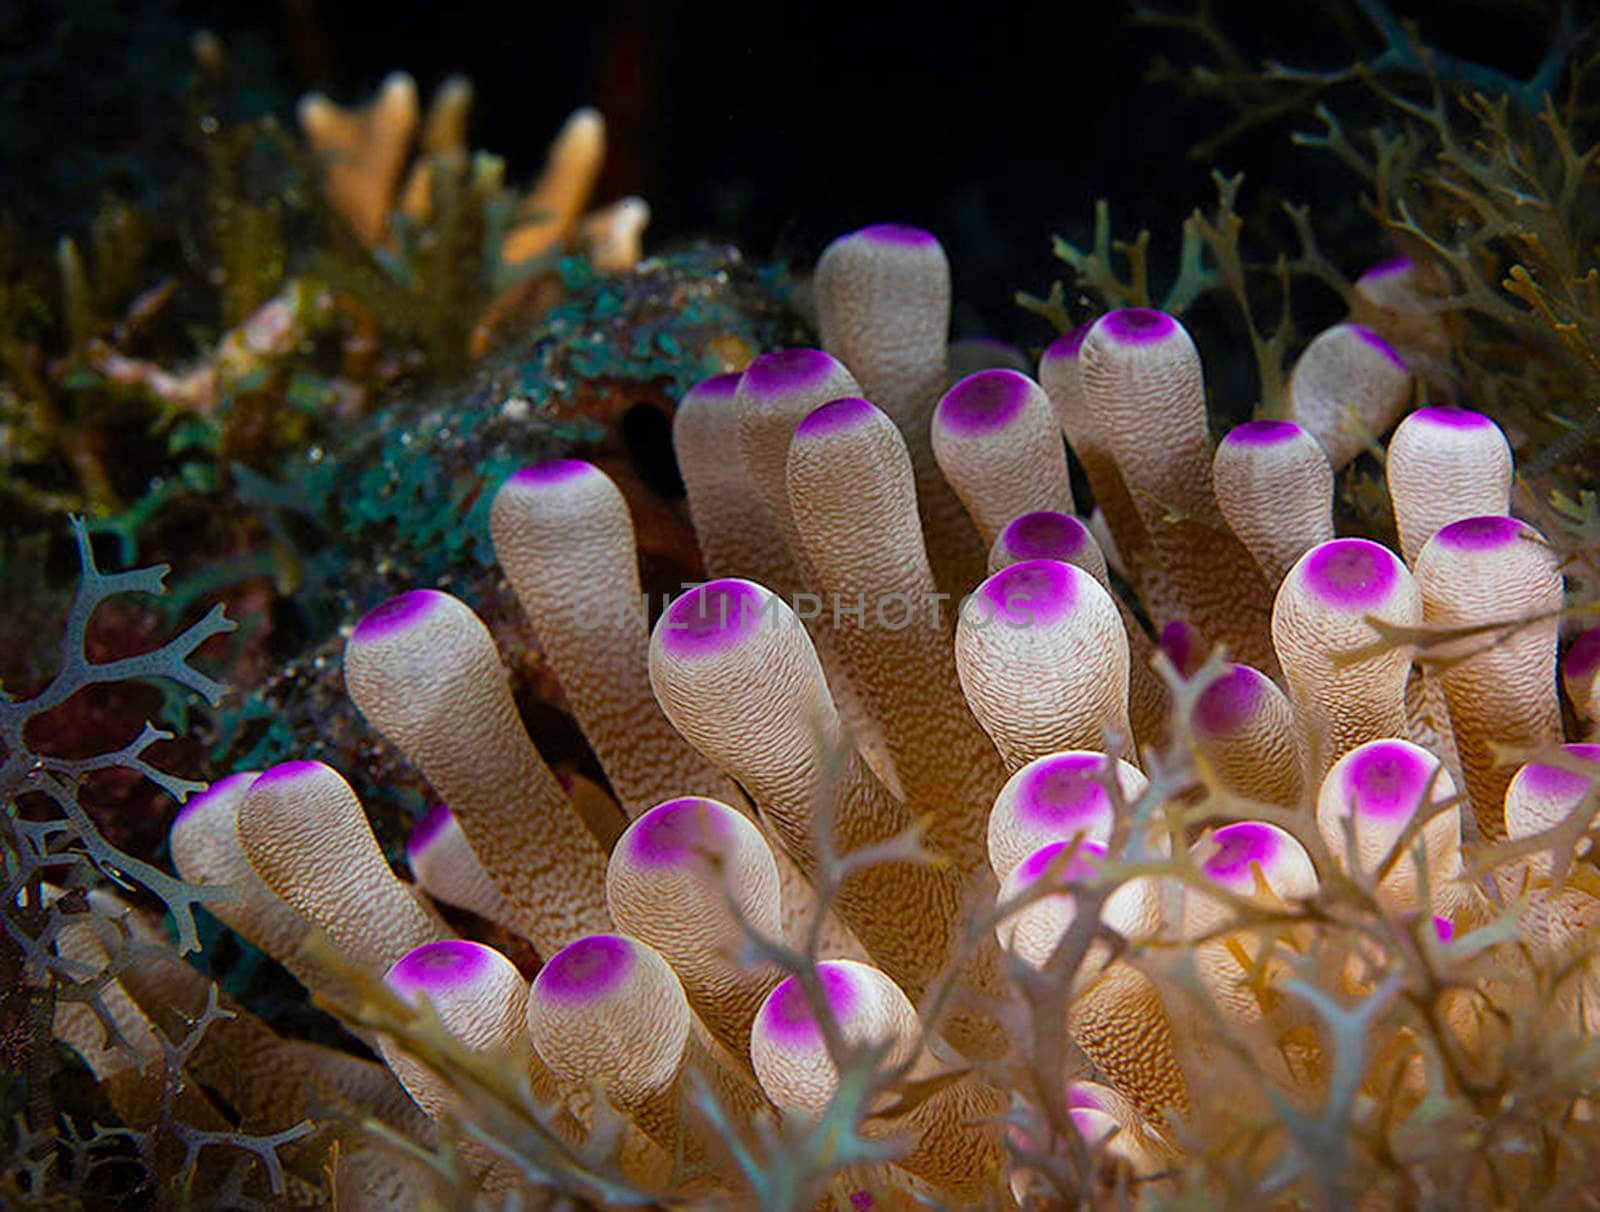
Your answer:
[1191,664,1303,807]
[607,796,784,1066]
[757,965,861,1052]
[386,938,499,1001]
[750,960,917,1115]
[622,796,736,867]
[1079,308,1278,674]
[1505,745,1600,839]
[534,934,635,1005]
[937,369,1030,435]
[406,802,452,859]
[1272,538,1420,785]
[1300,538,1399,608]
[793,394,878,438]
[650,578,964,1003]
[956,560,1132,769]
[236,759,451,974]
[750,958,1005,1198]
[1386,407,1512,566]
[976,558,1079,626]
[1199,822,1288,892]
[1038,324,1177,629]
[349,588,446,644]
[169,769,346,1001]
[786,392,1007,874]
[1286,323,1414,470]
[658,578,773,659]
[379,940,542,1192]
[1214,419,1335,590]
[491,459,742,817]
[932,370,1074,544]
[1414,516,1562,840]
[1098,307,1179,344]
[1504,745,1600,1029]
[1317,739,1463,913]
[996,511,1094,565]
[1159,619,1204,678]
[1183,819,1319,946]
[814,225,988,598]
[987,751,1148,881]
[343,588,611,954]
[1566,630,1600,737]
[1224,420,1303,446]
[987,511,1168,747]
[1177,821,1320,1090]
[172,770,259,830]
[1193,666,1264,735]
[525,933,695,1160]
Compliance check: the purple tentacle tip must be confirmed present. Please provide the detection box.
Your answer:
[1569,629,1600,680]
[1432,915,1455,944]
[1159,620,1203,677]
[851,223,939,249]
[1433,515,1524,553]
[1016,838,1107,888]
[1070,1108,1117,1146]
[795,396,879,440]
[1043,324,1091,364]
[175,770,259,827]
[1067,1082,1108,1112]
[508,459,596,489]
[1518,744,1600,803]
[1224,419,1303,447]
[387,940,497,1001]
[686,372,742,402]
[1202,822,1282,890]
[659,579,767,658]
[352,588,449,644]
[1017,753,1114,832]
[938,370,1031,436]
[251,759,327,790]
[536,934,635,1005]
[626,798,731,868]
[1193,665,1266,737]
[1360,255,1413,282]
[1096,307,1177,347]
[408,804,454,860]
[976,559,1080,627]
[742,348,841,398]
[760,963,857,1048]
[1300,539,1400,610]
[1341,741,1435,819]
[1002,512,1089,562]
[1410,406,1494,431]
[1352,324,1407,372]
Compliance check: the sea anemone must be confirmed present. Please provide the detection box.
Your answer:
[140,223,1598,1207]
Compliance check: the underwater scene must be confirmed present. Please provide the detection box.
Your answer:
[3,1,1600,1207]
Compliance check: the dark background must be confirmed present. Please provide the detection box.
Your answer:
[0,0,1576,341]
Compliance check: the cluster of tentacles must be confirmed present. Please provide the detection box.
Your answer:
[152,225,1599,1207]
